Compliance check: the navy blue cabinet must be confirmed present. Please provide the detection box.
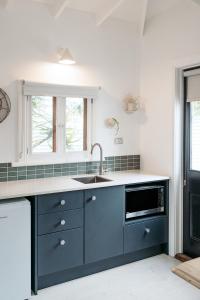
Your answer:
[124,216,168,254]
[38,209,83,235]
[85,186,124,264]
[38,228,83,276]
[30,180,169,294]
[38,191,83,214]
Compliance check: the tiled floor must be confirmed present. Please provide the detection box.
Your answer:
[31,254,200,300]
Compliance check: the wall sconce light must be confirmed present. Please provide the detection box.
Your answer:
[58,48,76,65]
[105,117,120,136]
[124,95,140,113]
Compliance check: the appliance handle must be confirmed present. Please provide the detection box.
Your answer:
[125,185,164,193]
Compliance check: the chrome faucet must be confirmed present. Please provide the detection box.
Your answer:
[91,143,103,175]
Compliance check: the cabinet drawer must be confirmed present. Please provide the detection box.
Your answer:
[38,191,83,214]
[38,228,83,276]
[124,217,168,254]
[38,209,83,235]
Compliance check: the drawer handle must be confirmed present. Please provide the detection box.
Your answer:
[60,219,66,226]
[60,240,66,246]
[91,195,96,201]
[145,228,151,234]
[60,200,66,206]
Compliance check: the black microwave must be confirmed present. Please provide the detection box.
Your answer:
[125,185,165,220]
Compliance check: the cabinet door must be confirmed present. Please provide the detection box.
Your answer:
[85,186,124,264]
[124,216,168,254]
[38,209,83,235]
[38,228,83,276]
[38,191,83,214]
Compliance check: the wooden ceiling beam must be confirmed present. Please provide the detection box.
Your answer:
[96,0,126,27]
[49,0,69,20]
[139,0,149,36]
[192,0,200,6]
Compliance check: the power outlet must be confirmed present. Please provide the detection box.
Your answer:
[114,137,123,144]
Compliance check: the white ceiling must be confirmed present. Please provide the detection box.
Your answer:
[34,0,184,23]
[1,0,196,35]
[57,0,144,24]
[147,0,183,20]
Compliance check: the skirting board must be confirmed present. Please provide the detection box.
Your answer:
[37,244,168,293]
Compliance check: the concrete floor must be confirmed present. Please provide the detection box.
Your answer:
[31,254,200,300]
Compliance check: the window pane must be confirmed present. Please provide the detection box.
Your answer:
[65,97,87,152]
[32,96,55,153]
[191,101,200,170]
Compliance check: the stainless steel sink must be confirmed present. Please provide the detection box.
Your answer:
[73,176,112,184]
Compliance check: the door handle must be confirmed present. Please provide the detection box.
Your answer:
[145,228,151,234]
[91,196,96,201]
[60,200,66,206]
[60,240,66,246]
[60,220,66,226]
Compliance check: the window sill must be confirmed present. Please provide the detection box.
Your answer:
[12,157,101,167]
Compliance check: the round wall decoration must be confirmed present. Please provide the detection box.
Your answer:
[0,88,11,123]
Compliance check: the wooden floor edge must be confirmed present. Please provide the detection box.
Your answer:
[172,267,200,283]
[172,268,200,289]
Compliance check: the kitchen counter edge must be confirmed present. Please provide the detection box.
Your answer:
[0,171,170,201]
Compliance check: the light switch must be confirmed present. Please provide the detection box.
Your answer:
[114,137,123,144]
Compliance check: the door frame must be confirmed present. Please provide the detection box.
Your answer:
[172,56,200,256]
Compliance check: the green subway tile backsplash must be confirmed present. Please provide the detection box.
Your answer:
[0,155,140,182]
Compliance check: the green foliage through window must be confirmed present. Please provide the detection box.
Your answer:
[31,96,87,154]
[66,98,85,151]
[32,96,53,153]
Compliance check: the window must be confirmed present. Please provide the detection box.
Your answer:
[65,97,87,152]
[16,81,99,165]
[191,101,200,171]
[31,96,56,153]
[30,96,87,155]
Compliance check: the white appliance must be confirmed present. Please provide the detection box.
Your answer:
[0,199,31,300]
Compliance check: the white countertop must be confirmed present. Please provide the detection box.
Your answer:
[0,171,169,201]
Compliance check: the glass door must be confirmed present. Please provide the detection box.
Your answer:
[183,68,200,257]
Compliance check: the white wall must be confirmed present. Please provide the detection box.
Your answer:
[0,0,140,163]
[140,1,200,175]
[140,2,200,254]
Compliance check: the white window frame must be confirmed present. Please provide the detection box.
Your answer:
[14,81,100,166]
